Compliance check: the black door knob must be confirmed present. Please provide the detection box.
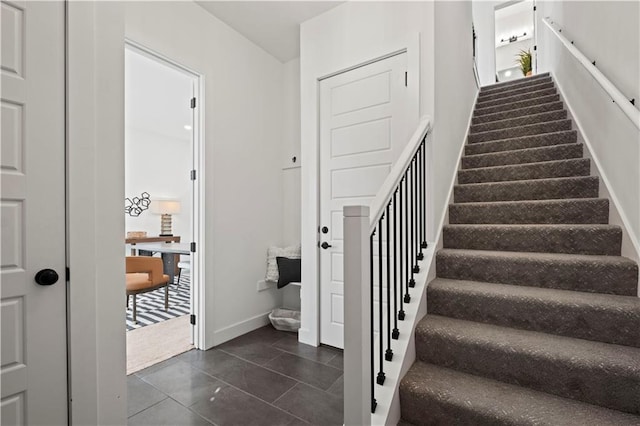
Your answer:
[35,269,59,286]
[320,242,332,249]
[321,226,329,234]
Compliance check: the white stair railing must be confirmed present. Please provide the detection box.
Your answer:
[343,116,432,424]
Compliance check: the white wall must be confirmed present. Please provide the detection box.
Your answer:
[67,2,127,424]
[299,1,434,345]
[537,1,640,264]
[126,1,286,348]
[282,58,301,247]
[433,1,478,237]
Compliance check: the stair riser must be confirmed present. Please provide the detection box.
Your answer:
[476,88,557,110]
[470,110,567,134]
[449,199,610,225]
[454,177,599,203]
[475,94,560,117]
[469,120,572,144]
[464,131,577,156]
[443,225,621,255]
[462,143,583,169]
[436,251,638,295]
[428,285,640,347]
[458,159,591,184]
[480,73,551,95]
[472,101,564,125]
[416,327,640,414]
[399,392,497,426]
[478,82,555,103]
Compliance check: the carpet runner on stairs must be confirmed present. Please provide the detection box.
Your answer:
[399,73,640,425]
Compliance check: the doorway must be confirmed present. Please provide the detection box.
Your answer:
[318,52,413,349]
[494,0,536,82]
[124,42,202,374]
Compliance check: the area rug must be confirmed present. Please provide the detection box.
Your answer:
[126,272,190,331]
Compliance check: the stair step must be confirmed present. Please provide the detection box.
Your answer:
[458,158,590,184]
[436,249,638,295]
[470,110,567,134]
[454,176,599,203]
[464,130,577,155]
[471,101,564,125]
[415,315,640,414]
[468,119,572,144]
[477,81,555,103]
[428,278,640,347]
[472,100,564,125]
[480,73,551,95]
[400,362,640,426]
[449,198,609,225]
[476,87,557,110]
[462,143,582,169]
[443,224,621,255]
[474,93,560,117]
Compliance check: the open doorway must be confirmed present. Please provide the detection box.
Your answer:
[124,42,202,374]
[494,0,536,82]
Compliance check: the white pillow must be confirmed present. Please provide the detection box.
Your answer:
[266,244,301,282]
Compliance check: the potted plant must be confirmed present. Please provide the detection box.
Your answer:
[515,49,533,76]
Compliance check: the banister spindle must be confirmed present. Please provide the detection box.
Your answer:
[370,232,376,413]
[399,179,407,316]
[409,159,416,287]
[385,204,393,361]
[392,189,400,338]
[417,145,424,261]
[377,215,385,386]
[412,155,420,275]
[421,140,428,250]
[405,169,413,297]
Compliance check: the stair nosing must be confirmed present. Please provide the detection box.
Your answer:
[455,175,597,189]
[476,88,558,109]
[475,94,560,116]
[472,100,564,124]
[459,157,589,173]
[477,82,556,102]
[469,119,572,139]
[465,130,577,151]
[463,142,580,160]
[469,110,567,134]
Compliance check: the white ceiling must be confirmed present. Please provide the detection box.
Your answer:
[195,1,344,63]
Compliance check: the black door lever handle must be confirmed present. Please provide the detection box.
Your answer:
[320,242,332,249]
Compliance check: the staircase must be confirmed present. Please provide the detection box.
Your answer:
[399,73,640,425]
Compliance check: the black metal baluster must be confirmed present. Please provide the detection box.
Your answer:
[412,154,420,275]
[392,189,400,336]
[370,233,376,413]
[385,204,393,361]
[409,159,416,287]
[399,179,407,315]
[404,172,412,299]
[377,215,385,386]
[417,145,424,261]
[421,140,428,250]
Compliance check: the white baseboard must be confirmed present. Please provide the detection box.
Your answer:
[211,311,272,347]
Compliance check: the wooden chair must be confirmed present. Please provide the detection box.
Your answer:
[126,256,170,323]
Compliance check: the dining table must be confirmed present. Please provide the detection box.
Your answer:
[134,242,191,285]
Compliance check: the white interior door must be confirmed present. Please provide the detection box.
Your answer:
[1,1,67,424]
[319,53,411,349]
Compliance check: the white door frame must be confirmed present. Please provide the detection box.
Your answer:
[300,37,420,347]
[124,39,206,349]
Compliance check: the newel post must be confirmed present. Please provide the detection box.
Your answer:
[343,205,372,425]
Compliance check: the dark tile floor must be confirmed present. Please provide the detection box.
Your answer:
[128,326,344,426]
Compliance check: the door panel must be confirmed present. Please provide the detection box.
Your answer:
[319,53,411,348]
[1,1,67,424]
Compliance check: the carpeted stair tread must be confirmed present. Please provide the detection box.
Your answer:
[449,198,609,224]
[436,248,638,295]
[415,315,640,413]
[471,100,564,125]
[458,158,590,184]
[462,143,582,169]
[454,176,598,203]
[470,110,567,134]
[464,130,577,155]
[399,362,640,426]
[477,81,555,103]
[443,224,621,255]
[428,278,640,347]
[468,119,572,144]
[474,93,561,117]
[479,73,551,94]
[476,87,557,110]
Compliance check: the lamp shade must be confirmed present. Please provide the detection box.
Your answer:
[151,200,181,215]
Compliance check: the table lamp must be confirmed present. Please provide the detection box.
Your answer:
[151,200,181,236]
